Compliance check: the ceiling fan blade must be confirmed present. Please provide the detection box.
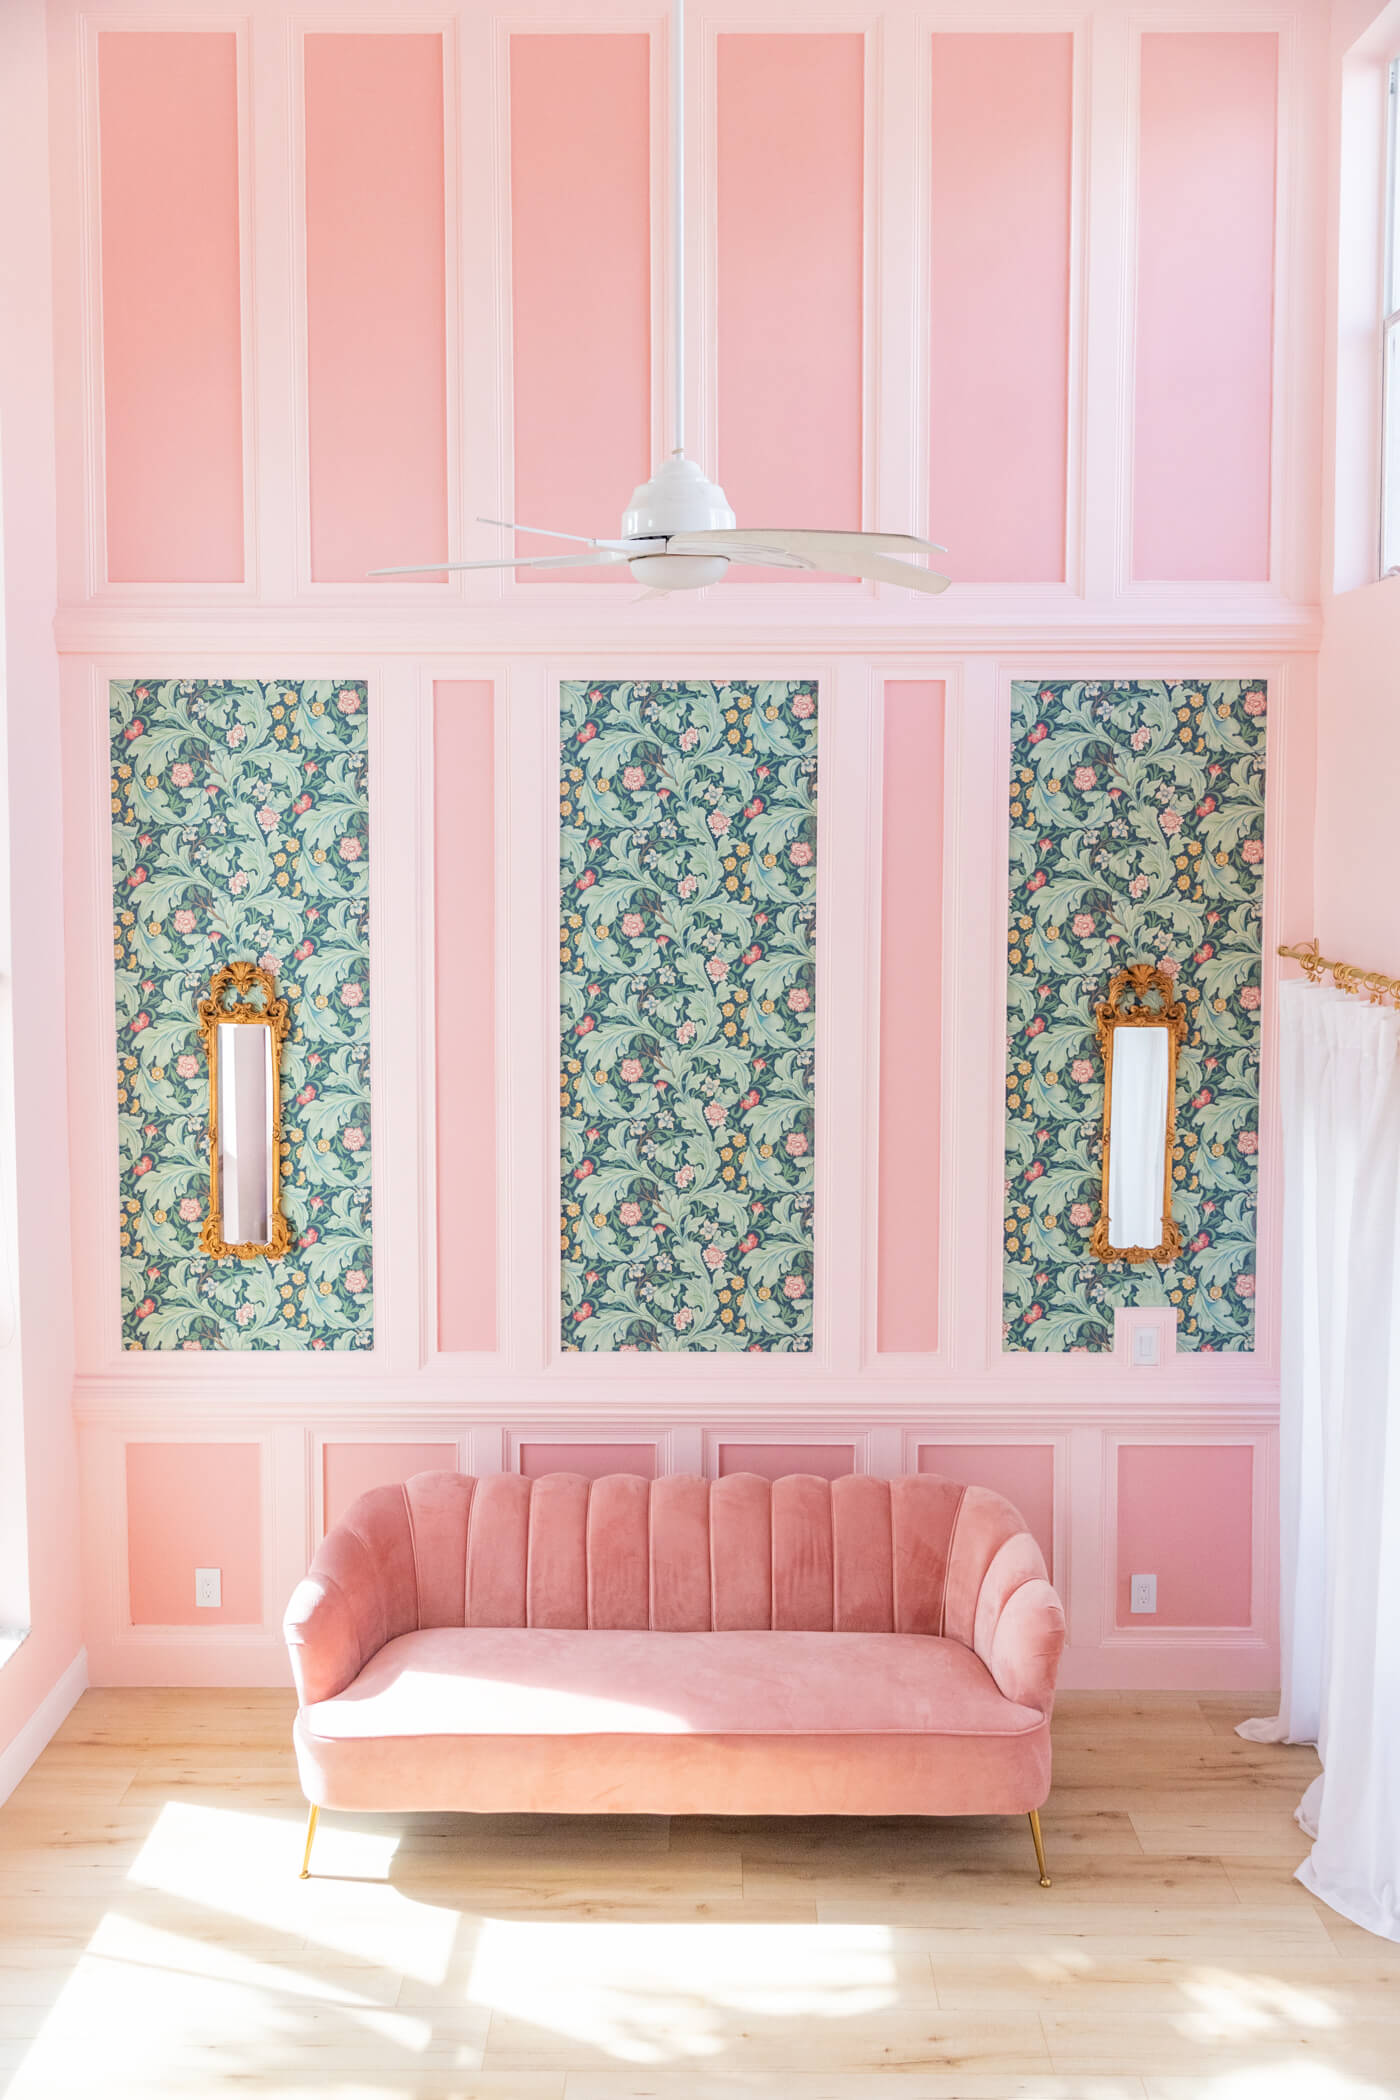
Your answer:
[678,542,815,571]
[668,529,951,594]
[368,550,632,576]
[670,528,947,560]
[477,516,641,552]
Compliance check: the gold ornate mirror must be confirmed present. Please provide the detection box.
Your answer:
[1091,965,1188,1265]
[197,962,291,1260]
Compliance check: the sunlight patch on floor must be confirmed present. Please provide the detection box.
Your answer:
[122,1798,459,1980]
[1180,2068,1396,2100]
[1173,1966,1344,2040]
[463,1917,898,2062]
[3,1925,451,2099]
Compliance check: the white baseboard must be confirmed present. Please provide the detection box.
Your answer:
[0,1647,89,1806]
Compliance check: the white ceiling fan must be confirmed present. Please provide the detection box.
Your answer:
[373,0,950,597]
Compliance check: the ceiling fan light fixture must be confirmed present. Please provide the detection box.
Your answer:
[627,552,729,591]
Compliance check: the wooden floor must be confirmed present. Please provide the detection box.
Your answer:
[1,1689,1397,2098]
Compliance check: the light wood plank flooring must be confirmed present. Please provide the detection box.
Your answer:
[1,1689,1397,2098]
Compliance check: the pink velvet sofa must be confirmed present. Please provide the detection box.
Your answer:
[284,1470,1066,1882]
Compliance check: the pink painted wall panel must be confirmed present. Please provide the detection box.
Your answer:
[929,34,1071,584]
[126,1444,261,1626]
[510,35,650,579]
[518,1443,658,1481]
[434,682,498,1350]
[1116,1444,1254,1627]
[323,1443,457,1533]
[717,34,863,581]
[1133,33,1277,582]
[98,32,244,583]
[717,1444,856,1482]
[877,682,944,1350]
[304,33,447,583]
[919,1444,1055,1575]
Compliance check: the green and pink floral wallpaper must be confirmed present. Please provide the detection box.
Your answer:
[560,679,816,1351]
[1002,678,1266,1352]
[111,678,372,1350]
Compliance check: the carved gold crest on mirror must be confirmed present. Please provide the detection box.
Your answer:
[197,962,291,1260]
[1091,964,1188,1265]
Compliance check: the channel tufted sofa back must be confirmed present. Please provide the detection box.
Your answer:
[286,1472,1061,1716]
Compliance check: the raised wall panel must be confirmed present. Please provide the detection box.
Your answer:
[304,33,448,583]
[1133,32,1277,582]
[918,1443,1054,1575]
[323,1442,457,1532]
[1116,1444,1254,1627]
[717,34,864,580]
[126,1444,261,1625]
[877,681,944,1351]
[434,681,497,1351]
[929,33,1071,583]
[98,32,244,583]
[509,34,650,578]
[518,1443,658,1481]
[717,1444,855,1481]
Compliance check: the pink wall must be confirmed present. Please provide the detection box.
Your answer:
[304,33,448,583]
[34,0,1318,1700]
[435,681,498,1351]
[1116,1444,1254,1627]
[918,1445,1055,1576]
[323,1443,457,1532]
[717,35,864,579]
[509,34,650,575]
[1134,32,1278,582]
[125,1444,262,1626]
[928,34,1071,582]
[877,681,943,1351]
[98,32,243,584]
[0,0,83,1788]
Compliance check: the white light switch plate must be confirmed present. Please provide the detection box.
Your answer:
[1132,1325,1160,1367]
[1115,1308,1178,1366]
[1130,1572,1157,1614]
[195,1568,221,1609]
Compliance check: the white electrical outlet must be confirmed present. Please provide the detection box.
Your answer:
[195,1568,222,1609]
[1130,1572,1157,1614]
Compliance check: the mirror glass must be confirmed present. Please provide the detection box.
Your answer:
[1105,1023,1171,1250]
[217,1023,274,1247]
[1091,964,1187,1265]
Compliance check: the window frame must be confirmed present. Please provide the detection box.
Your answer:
[1382,57,1400,576]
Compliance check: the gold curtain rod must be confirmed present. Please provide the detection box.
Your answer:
[1278,940,1400,1008]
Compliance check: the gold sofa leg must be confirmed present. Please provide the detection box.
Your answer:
[1028,1808,1051,1887]
[299,1803,319,1879]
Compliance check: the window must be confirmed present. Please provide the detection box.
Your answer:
[1383,59,1400,575]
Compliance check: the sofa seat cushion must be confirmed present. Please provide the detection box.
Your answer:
[294,1628,1051,1819]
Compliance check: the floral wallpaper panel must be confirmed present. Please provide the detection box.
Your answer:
[560,679,817,1351]
[1002,678,1267,1352]
[112,678,372,1350]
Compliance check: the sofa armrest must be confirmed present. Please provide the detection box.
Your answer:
[282,1482,421,1706]
[283,1570,365,1707]
[980,1574,1066,1716]
[947,1487,1067,1718]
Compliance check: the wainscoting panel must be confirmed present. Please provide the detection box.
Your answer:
[97,30,245,584]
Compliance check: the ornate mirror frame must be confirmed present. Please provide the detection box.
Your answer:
[1090,964,1189,1265]
[197,961,292,1260]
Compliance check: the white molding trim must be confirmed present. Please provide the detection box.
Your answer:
[0,1649,89,1807]
[71,1378,1282,1428]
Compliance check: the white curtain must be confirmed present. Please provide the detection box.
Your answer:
[1238,978,1400,1942]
